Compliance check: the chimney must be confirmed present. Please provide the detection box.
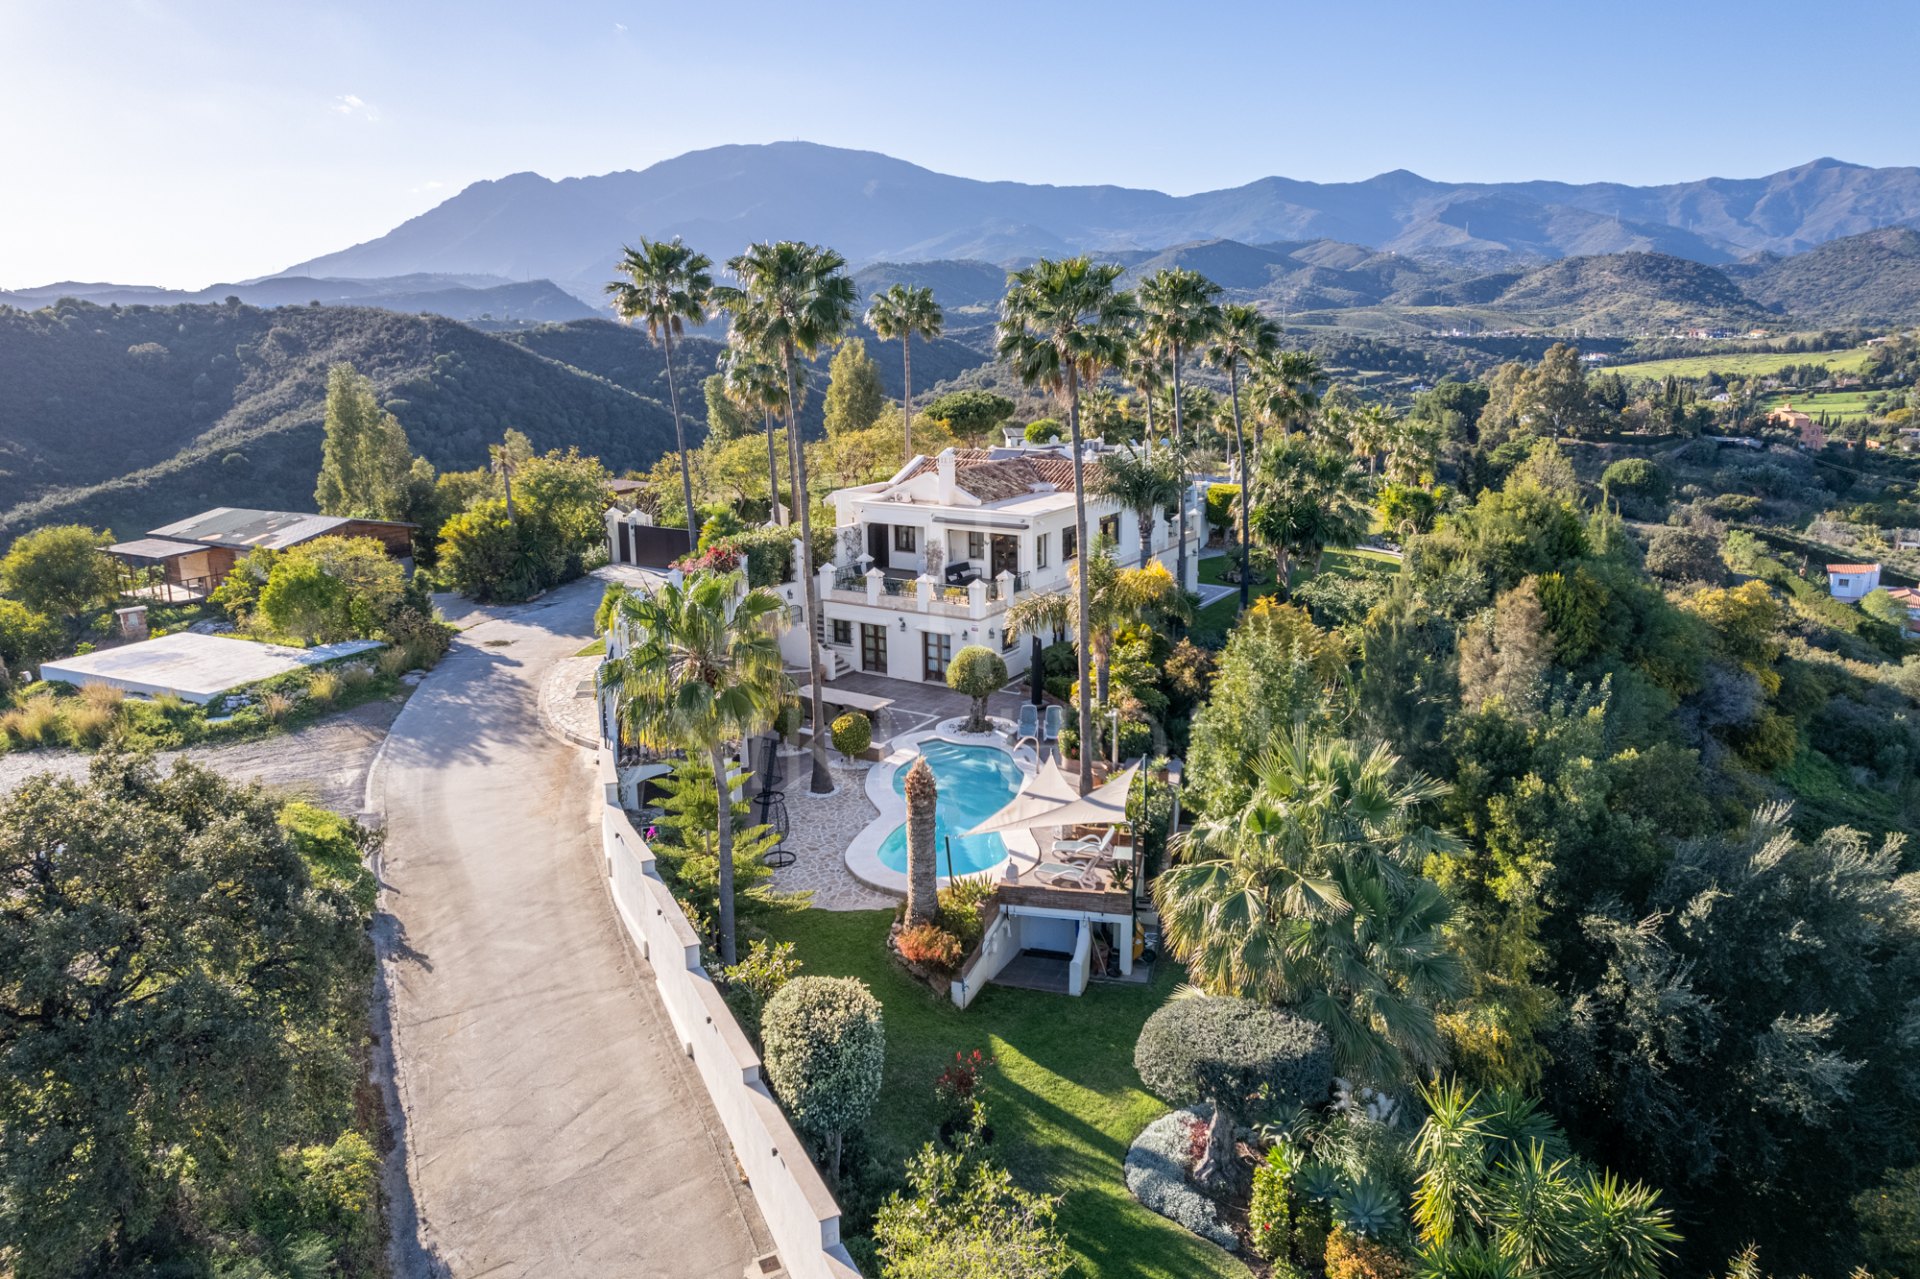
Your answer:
[936,447,957,499]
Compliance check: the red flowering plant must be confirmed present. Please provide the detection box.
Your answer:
[934,1048,994,1123]
[671,544,742,576]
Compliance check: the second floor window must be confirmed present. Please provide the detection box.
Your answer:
[894,525,918,553]
[1035,534,1050,569]
[1099,514,1121,546]
[1063,527,1078,561]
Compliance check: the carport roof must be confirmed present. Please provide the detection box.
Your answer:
[107,537,208,560]
[148,507,352,550]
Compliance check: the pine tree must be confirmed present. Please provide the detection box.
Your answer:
[822,338,886,437]
[314,362,413,519]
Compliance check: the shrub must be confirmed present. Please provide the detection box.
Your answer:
[720,938,802,1046]
[1323,1225,1412,1279]
[78,682,124,712]
[936,875,995,951]
[1600,458,1668,508]
[762,976,885,1182]
[1205,484,1241,539]
[896,921,963,972]
[260,691,296,723]
[338,663,377,694]
[933,1049,993,1121]
[0,523,118,618]
[376,647,412,678]
[1024,417,1063,443]
[830,711,871,760]
[1135,996,1334,1184]
[0,599,63,679]
[945,645,1008,733]
[1249,1146,1295,1261]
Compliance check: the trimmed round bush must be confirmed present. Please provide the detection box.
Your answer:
[830,711,871,759]
[762,977,885,1160]
[1024,417,1063,443]
[1136,996,1333,1120]
[945,645,1008,733]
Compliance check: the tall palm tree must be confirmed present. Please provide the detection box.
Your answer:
[715,241,857,794]
[1348,403,1396,475]
[602,572,788,966]
[1251,349,1327,452]
[997,256,1137,794]
[1077,546,1191,703]
[1123,334,1167,457]
[719,337,795,524]
[1251,436,1374,589]
[1137,268,1222,593]
[607,238,714,551]
[865,284,944,462]
[1093,449,1183,568]
[1154,728,1466,1086]
[1205,303,1281,611]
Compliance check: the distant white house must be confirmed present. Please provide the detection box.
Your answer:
[1827,562,1882,601]
[1884,587,1920,638]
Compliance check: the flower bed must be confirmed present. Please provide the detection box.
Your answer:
[1125,1105,1238,1252]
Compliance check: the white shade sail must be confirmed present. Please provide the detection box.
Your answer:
[964,755,1080,835]
[1036,761,1141,831]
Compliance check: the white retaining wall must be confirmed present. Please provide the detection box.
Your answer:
[596,749,861,1279]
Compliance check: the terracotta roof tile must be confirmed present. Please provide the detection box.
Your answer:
[899,450,1079,503]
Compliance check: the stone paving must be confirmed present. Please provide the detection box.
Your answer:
[767,753,897,911]
[538,653,604,748]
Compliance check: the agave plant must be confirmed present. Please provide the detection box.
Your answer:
[1335,1173,1404,1239]
[1294,1160,1344,1205]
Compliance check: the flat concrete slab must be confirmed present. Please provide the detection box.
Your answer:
[40,633,384,703]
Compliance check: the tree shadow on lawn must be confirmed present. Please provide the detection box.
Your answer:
[760,905,1245,1279]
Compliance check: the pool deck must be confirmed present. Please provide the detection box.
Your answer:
[845,721,1050,895]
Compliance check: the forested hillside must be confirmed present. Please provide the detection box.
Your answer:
[0,301,687,536]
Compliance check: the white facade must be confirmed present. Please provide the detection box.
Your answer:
[1827,563,1882,601]
[771,445,1201,683]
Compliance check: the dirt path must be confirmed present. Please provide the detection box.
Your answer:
[0,696,404,815]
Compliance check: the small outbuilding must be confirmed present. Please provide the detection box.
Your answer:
[39,633,384,704]
[1827,563,1882,601]
[108,507,412,602]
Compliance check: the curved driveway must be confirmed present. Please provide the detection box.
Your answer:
[373,577,768,1278]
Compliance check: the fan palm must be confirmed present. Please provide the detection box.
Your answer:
[1250,349,1328,452]
[719,337,797,524]
[1137,268,1221,591]
[865,284,944,462]
[1123,334,1166,456]
[1205,303,1281,611]
[601,572,788,965]
[1075,545,1191,704]
[607,238,714,550]
[1093,448,1184,568]
[997,256,1137,793]
[714,241,857,794]
[1250,435,1374,590]
[1153,728,1466,1085]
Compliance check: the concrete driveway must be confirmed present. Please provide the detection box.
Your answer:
[373,575,769,1278]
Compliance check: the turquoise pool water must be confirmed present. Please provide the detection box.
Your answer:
[877,739,1022,877]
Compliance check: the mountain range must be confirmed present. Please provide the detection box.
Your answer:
[285,143,1920,297]
[0,274,596,326]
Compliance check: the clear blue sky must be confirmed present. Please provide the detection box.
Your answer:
[5,0,1917,288]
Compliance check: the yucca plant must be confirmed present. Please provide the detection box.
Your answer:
[1558,1172,1679,1279]
[1412,1078,1491,1251]
[1418,1240,1524,1279]
[1486,1141,1578,1273]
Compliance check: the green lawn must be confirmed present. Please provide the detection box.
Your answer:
[760,905,1246,1279]
[1191,545,1400,634]
[1600,344,1876,381]
[1756,387,1883,421]
[574,637,607,657]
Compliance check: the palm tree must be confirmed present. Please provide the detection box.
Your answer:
[865,284,944,462]
[488,437,523,521]
[1250,349,1327,452]
[1137,268,1222,593]
[1005,588,1072,705]
[1093,449,1184,568]
[1153,728,1466,1086]
[1250,436,1373,589]
[602,572,788,965]
[719,337,795,524]
[998,258,1136,792]
[1206,303,1281,611]
[608,238,714,551]
[1123,334,1167,457]
[1077,546,1190,703]
[1347,403,1396,475]
[715,242,857,794]
[903,757,937,925]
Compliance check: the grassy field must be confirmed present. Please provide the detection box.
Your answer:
[1600,345,1875,381]
[1756,387,1882,420]
[1191,544,1400,634]
[761,905,1247,1279]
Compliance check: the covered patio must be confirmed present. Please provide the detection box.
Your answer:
[797,668,1029,747]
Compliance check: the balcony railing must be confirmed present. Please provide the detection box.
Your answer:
[986,571,1030,601]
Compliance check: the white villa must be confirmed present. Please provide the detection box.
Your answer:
[785,444,1201,682]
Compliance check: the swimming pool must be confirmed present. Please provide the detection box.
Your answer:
[876,739,1023,878]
